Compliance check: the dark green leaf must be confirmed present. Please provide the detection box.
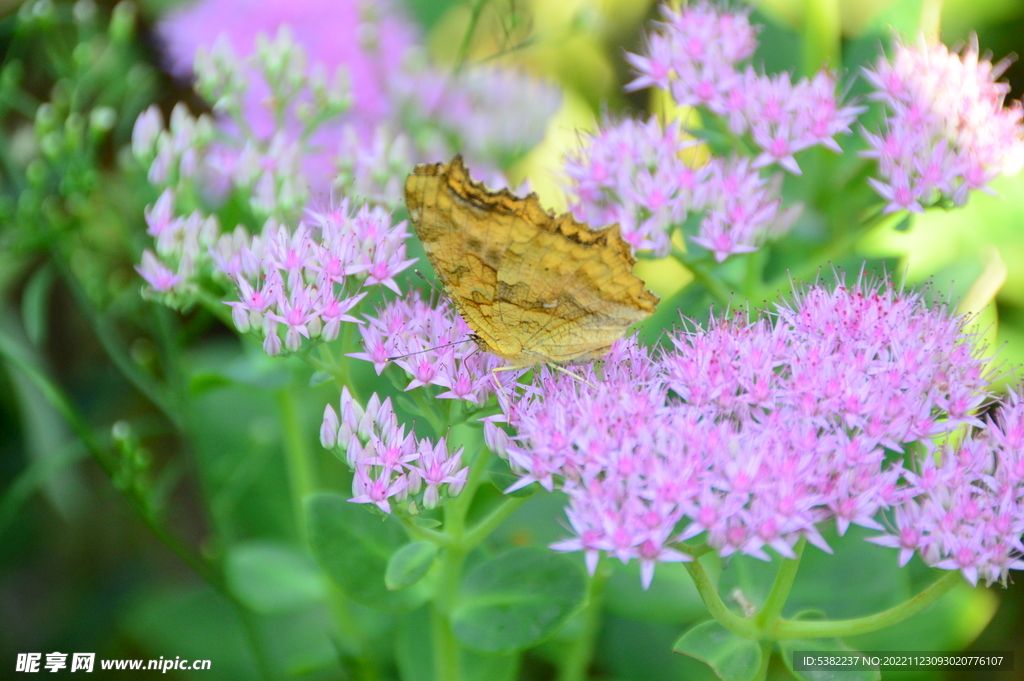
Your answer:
[308,370,331,387]
[386,541,438,591]
[672,620,761,681]
[306,492,428,612]
[225,541,326,614]
[451,547,588,654]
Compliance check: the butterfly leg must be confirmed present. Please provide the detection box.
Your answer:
[545,363,596,389]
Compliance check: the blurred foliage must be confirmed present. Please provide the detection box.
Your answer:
[0,1,1023,680]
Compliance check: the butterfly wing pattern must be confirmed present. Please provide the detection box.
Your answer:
[404,155,659,366]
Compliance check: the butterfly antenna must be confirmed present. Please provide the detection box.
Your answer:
[386,337,475,362]
[414,269,447,298]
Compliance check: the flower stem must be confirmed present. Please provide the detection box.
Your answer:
[463,494,527,548]
[432,544,466,681]
[556,564,608,681]
[454,0,488,74]
[802,0,841,75]
[755,539,805,632]
[771,570,963,639]
[0,324,274,679]
[685,557,760,639]
[277,386,316,542]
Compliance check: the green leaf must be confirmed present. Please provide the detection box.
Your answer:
[779,638,880,681]
[224,541,326,614]
[308,370,332,387]
[413,516,442,529]
[187,371,234,395]
[189,349,291,394]
[306,492,428,612]
[672,621,761,681]
[451,547,588,654]
[386,541,438,591]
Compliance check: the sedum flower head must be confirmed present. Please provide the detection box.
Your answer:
[349,294,514,403]
[563,117,782,261]
[625,1,863,175]
[862,35,1024,212]
[497,277,1001,588]
[321,388,468,514]
[870,391,1024,587]
[220,199,414,355]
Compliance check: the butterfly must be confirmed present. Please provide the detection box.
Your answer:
[404,155,658,367]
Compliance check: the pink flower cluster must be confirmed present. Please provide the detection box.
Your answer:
[154,0,560,205]
[350,294,515,403]
[869,396,1024,587]
[158,0,415,132]
[626,1,862,174]
[390,64,563,168]
[485,278,1016,588]
[321,388,468,513]
[135,188,218,299]
[861,35,1024,212]
[564,117,782,260]
[215,198,414,355]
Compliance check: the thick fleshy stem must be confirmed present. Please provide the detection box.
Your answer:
[684,537,963,644]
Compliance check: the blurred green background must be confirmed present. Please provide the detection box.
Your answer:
[1,0,1023,679]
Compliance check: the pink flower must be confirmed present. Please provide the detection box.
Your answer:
[862,35,1024,212]
[624,1,861,175]
[158,0,416,135]
[350,293,511,403]
[136,250,183,293]
[495,276,999,588]
[322,391,469,513]
[217,199,411,355]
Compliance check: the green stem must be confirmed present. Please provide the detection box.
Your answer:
[277,387,316,543]
[761,207,901,299]
[194,288,235,327]
[685,557,759,639]
[462,495,527,549]
[755,641,773,681]
[0,327,271,669]
[432,546,465,681]
[771,571,962,640]
[454,0,488,74]
[279,382,364,658]
[556,564,608,681]
[236,608,276,681]
[802,0,841,75]
[755,539,805,631]
[397,516,454,547]
[413,387,447,436]
[429,444,497,681]
[433,510,469,681]
[743,248,767,303]
[54,253,183,428]
[329,322,359,399]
